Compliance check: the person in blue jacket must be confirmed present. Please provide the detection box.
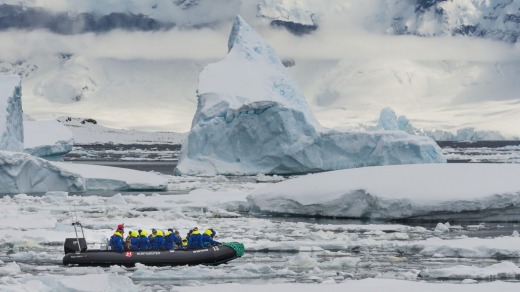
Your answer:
[202,229,220,247]
[129,230,140,251]
[109,229,125,251]
[164,229,175,250]
[152,229,165,250]
[187,227,203,249]
[173,230,183,249]
[138,230,151,250]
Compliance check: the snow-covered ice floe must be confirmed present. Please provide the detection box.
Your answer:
[175,16,445,176]
[248,163,520,220]
[397,236,520,258]
[419,261,520,280]
[52,162,168,191]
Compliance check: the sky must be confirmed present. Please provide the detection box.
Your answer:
[1,0,520,135]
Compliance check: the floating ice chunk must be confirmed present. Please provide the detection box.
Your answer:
[398,236,520,258]
[320,257,361,270]
[256,173,285,183]
[419,261,520,280]
[461,279,478,284]
[289,253,318,268]
[434,223,450,233]
[512,230,519,237]
[0,262,21,276]
[107,193,127,205]
[0,211,57,229]
[59,274,137,291]
[42,191,69,205]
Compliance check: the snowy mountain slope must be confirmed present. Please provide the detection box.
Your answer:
[0,0,519,138]
[378,0,520,43]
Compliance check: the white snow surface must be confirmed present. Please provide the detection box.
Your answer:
[0,75,24,152]
[176,16,445,175]
[257,0,315,26]
[0,150,85,194]
[52,162,168,191]
[248,163,520,219]
[57,117,185,145]
[177,279,520,292]
[24,120,74,157]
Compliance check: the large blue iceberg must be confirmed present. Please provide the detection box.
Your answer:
[174,16,445,175]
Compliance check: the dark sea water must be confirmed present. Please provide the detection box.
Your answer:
[63,140,520,174]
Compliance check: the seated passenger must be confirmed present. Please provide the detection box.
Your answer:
[164,229,175,250]
[187,227,203,249]
[148,228,157,245]
[129,230,140,251]
[174,230,183,249]
[182,237,188,249]
[202,229,220,247]
[109,228,125,252]
[152,229,165,250]
[138,230,151,250]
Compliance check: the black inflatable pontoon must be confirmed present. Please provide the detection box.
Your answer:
[62,222,244,267]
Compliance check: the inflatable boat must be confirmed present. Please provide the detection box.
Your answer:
[62,222,244,267]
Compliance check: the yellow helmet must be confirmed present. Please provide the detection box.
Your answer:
[130,230,138,237]
[204,229,213,236]
[157,230,164,236]
[140,230,147,236]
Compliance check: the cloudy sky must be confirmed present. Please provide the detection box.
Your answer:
[1,0,520,135]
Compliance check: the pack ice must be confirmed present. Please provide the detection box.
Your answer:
[0,75,85,193]
[175,16,445,175]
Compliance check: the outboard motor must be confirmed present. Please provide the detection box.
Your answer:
[64,238,87,254]
[64,221,88,255]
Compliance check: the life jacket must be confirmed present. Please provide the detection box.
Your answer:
[138,230,152,250]
[152,230,165,250]
[129,231,140,251]
[109,231,125,251]
[187,229,203,249]
[164,231,174,250]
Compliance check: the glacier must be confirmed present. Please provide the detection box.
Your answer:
[380,0,520,43]
[0,75,24,152]
[175,16,445,175]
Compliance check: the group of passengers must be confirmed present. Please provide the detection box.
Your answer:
[109,224,220,252]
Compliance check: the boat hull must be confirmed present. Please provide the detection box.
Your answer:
[63,244,240,267]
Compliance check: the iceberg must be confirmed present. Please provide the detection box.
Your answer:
[0,75,24,152]
[0,150,85,194]
[24,120,74,157]
[175,16,445,175]
[248,163,520,220]
[378,107,399,130]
